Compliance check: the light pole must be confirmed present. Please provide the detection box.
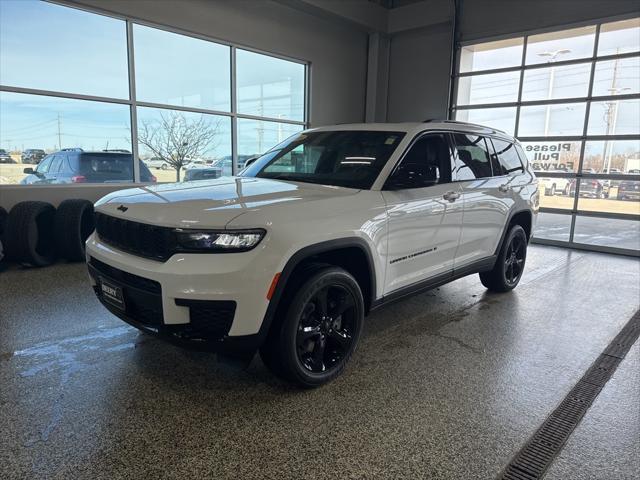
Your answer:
[537,49,571,135]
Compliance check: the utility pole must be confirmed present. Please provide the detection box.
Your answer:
[537,49,571,135]
[602,51,630,174]
[57,113,62,150]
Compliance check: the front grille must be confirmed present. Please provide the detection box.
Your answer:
[95,212,173,261]
[90,257,161,294]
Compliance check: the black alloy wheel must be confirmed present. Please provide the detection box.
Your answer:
[259,265,364,387]
[503,233,526,287]
[480,224,528,293]
[296,284,357,373]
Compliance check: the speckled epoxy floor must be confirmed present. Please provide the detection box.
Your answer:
[0,245,638,480]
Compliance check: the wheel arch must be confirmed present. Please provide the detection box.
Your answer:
[494,208,533,256]
[259,238,377,342]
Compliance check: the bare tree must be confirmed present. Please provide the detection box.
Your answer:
[138,111,221,181]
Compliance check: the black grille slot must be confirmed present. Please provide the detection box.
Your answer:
[90,257,161,294]
[173,299,236,341]
[95,212,174,261]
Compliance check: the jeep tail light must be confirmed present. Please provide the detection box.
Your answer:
[71,175,87,183]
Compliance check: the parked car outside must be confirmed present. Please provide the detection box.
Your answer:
[617,178,640,201]
[21,149,156,184]
[21,149,46,164]
[0,149,15,164]
[144,157,171,170]
[183,166,223,182]
[538,172,572,196]
[569,178,610,198]
[211,155,260,176]
[184,158,211,169]
[87,121,538,386]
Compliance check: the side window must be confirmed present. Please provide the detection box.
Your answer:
[514,142,529,168]
[451,133,493,180]
[387,133,453,189]
[50,155,63,173]
[36,155,53,173]
[491,138,524,174]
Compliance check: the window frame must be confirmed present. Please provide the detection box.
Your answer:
[451,13,640,257]
[0,1,310,187]
[383,131,455,190]
[382,131,457,190]
[489,137,525,175]
[450,132,495,181]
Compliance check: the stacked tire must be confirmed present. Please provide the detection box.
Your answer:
[54,199,95,262]
[0,206,7,268]
[2,199,94,268]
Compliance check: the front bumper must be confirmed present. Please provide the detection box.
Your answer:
[86,232,277,349]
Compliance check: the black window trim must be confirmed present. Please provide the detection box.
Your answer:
[488,136,525,175]
[449,130,498,181]
[382,130,457,190]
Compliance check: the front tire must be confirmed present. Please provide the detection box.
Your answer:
[260,266,364,387]
[480,224,527,293]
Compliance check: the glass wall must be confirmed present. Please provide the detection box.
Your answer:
[454,17,640,254]
[0,0,307,185]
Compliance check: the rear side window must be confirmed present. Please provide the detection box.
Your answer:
[451,133,493,180]
[491,138,523,175]
[514,143,529,168]
[79,154,134,181]
[50,155,64,173]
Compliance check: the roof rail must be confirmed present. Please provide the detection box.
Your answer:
[102,149,131,153]
[422,119,507,135]
[61,147,84,152]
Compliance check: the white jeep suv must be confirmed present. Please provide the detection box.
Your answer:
[86,121,539,387]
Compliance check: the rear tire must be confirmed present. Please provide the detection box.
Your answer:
[260,266,364,387]
[480,224,527,293]
[5,201,57,267]
[54,199,95,262]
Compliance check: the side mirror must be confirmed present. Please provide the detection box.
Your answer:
[386,165,439,190]
[23,167,34,174]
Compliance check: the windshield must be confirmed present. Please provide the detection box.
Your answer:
[240,130,406,189]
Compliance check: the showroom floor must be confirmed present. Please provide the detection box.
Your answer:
[1,245,638,480]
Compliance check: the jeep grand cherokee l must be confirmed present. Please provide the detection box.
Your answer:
[86,121,539,387]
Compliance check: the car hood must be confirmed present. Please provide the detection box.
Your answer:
[95,176,359,228]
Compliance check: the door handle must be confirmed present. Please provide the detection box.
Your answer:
[443,191,460,202]
[499,184,511,193]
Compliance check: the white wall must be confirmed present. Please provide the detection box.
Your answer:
[387,22,452,122]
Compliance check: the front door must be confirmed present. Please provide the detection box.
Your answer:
[382,132,464,294]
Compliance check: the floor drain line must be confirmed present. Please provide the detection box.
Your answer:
[499,309,640,480]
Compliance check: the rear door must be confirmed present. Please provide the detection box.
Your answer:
[47,154,64,183]
[382,132,464,293]
[451,132,515,267]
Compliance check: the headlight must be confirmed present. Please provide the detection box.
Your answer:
[175,229,265,252]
